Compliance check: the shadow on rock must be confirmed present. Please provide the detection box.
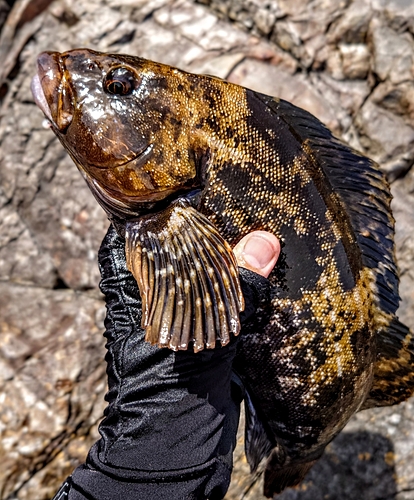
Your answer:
[277,431,396,500]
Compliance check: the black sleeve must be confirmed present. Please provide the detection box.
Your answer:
[53,225,271,500]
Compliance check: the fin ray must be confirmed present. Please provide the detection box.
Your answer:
[362,317,414,409]
[244,389,274,473]
[125,199,244,351]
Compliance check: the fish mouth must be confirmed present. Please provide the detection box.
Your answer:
[31,73,53,122]
[31,52,74,131]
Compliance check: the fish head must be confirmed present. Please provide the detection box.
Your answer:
[31,49,204,217]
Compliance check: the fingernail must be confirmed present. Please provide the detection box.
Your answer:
[243,234,278,270]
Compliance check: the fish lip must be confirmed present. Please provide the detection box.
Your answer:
[31,73,53,123]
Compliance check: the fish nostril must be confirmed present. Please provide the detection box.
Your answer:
[37,52,60,75]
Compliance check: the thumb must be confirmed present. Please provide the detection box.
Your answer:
[233,231,280,278]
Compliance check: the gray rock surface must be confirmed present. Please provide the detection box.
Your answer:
[0,0,413,498]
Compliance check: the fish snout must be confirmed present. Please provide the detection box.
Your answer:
[31,51,73,131]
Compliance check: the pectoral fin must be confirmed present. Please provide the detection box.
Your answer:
[125,199,244,352]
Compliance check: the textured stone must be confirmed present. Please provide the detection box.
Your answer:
[228,58,340,131]
[327,0,372,44]
[355,99,414,160]
[0,283,106,499]
[339,43,371,80]
[371,81,414,128]
[370,17,414,84]
[0,1,414,499]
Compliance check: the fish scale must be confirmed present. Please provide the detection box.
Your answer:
[31,48,414,497]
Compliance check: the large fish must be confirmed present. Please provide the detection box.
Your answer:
[31,49,414,497]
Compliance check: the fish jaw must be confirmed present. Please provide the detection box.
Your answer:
[31,73,53,123]
[31,52,73,131]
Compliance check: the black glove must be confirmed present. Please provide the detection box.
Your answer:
[52,225,271,500]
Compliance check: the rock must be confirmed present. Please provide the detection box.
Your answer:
[355,99,414,160]
[371,81,414,128]
[327,0,372,44]
[381,150,414,183]
[340,43,371,80]
[0,0,413,499]
[392,168,414,329]
[370,17,414,84]
[228,58,341,132]
[371,0,414,32]
[253,7,276,36]
[0,0,9,29]
[310,73,371,131]
[0,283,106,499]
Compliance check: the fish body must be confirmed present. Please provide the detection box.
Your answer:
[32,49,414,496]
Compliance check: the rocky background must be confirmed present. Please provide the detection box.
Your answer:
[0,0,413,498]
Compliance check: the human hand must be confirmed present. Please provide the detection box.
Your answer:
[234,231,280,278]
[52,225,280,500]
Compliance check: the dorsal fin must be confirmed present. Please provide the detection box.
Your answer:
[258,95,414,407]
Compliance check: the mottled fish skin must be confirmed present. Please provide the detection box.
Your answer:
[32,49,414,497]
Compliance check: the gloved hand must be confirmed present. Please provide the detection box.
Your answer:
[52,226,280,500]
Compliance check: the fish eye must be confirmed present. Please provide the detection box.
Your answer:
[104,67,136,96]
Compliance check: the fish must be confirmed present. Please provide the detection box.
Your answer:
[31,48,414,497]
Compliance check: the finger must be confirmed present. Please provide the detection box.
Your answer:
[233,231,281,278]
